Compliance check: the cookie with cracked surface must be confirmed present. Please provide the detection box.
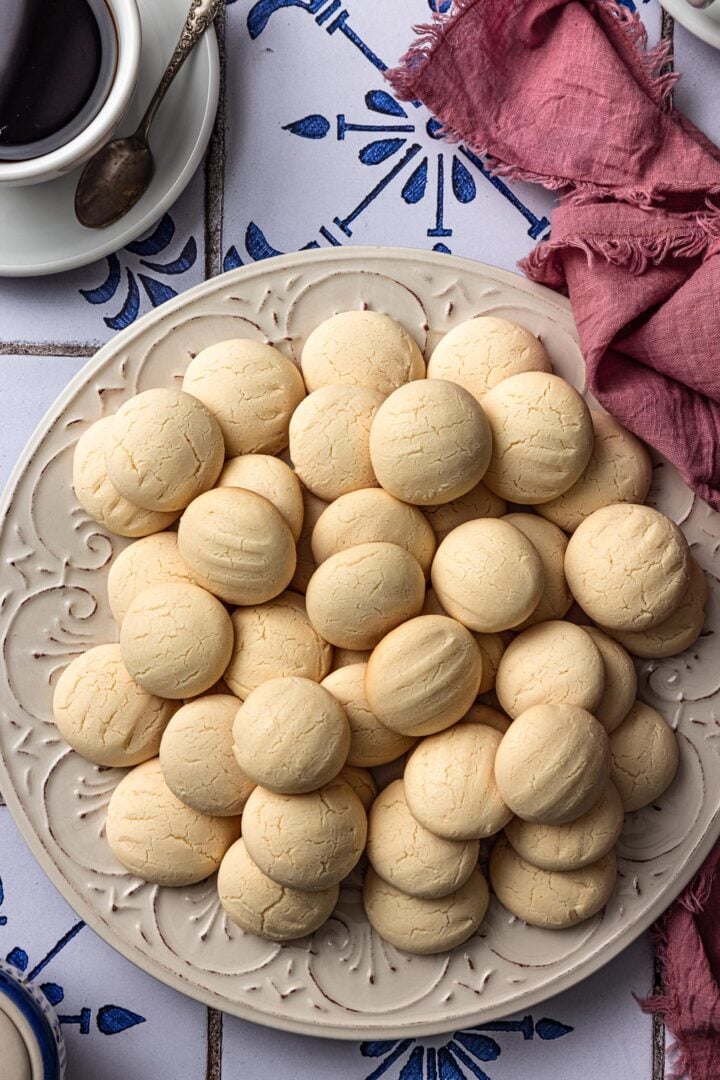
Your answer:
[218,838,338,941]
[609,701,679,811]
[159,694,254,816]
[363,866,489,955]
[107,532,196,622]
[182,338,305,456]
[581,626,637,732]
[461,702,512,735]
[337,764,377,812]
[218,454,304,541]
[481,372,593,504]
[331,647,372,670]
[489,836,616,928]
[105,758,240,886]
[502,513,573,628]
[504,783,624,871]
[53,643,175,767]
[604,558,708,659]
[564,503,691,631]
[422,481,507,542]
[322,664,415,767]
[291,485,328,594]
[301,310,425,395]
[422,589,512,693]
[105,388,224,512]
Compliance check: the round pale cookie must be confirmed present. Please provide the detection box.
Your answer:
[422,589,511,693]
[218,838,338,941]
[367,780,480,899]
[159,695,254,816]
[494,704,610,824]
[233,677,350,794]
[218,455,304,541]
[505,782,623,871]
[53,643,175,767]
[363,866,489,955]
[225,592,332,700]
[337,765,377,812]
[495,621,605,719]
[105,388,224,512]
[73,419,178,537]
[427,316,551,403]
[301,310,425,395]
[365,615,482,736]
[182,338,305,456]
[489,836,616,929]
[368,380,492,505]
[423,481,507,543]
[404,722,511,840]
[120,583,233,700]
[481,372,593,504]
[502,514,572,628]
[241,778,367,890]
[581,626,637,732]
[311,489,436,577]
[564,504,691,631]
[322,665,415,767]
[462,702,511,735]
[332,647,372,670]
[609,701,679,812]
[107,532,195,623]
[105,758,240,886]
[537,411,653,532]
[291,486,328,594]
[431,519,544,633]
[289,385,383,501]
[305,542,425,650]
[178,487,296,606]
[605,559,708,659]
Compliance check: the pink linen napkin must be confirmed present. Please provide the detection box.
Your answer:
[389,0,720,510]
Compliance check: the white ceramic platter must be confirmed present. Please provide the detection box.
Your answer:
[1,247,718,1040]
[659,0,720,50]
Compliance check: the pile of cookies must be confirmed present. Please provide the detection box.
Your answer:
[54,309,705,956]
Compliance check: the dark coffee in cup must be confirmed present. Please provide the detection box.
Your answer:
[0,0,118,161]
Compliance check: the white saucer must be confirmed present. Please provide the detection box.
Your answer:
[659,0,720,50]
[0,0,219,277]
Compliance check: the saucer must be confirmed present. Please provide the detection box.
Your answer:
[0,0,219,277]
[659,0,720,50]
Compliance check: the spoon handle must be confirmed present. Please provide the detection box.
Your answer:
[139,0,224,139]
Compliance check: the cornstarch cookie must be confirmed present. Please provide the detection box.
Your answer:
[331,647,372,670]
[367,780,480,899]
[53,643,175,767]
[427,315,551,402]
[489,836,616,929]
[73,419,178,537]
[502,514,572,628]
[225,591,332,700]
[107,532,195,622]
[218,838,338,941]
[159,695,254,816]
[461,702,511,735]
[564,503,691,631]
[368,380,492,505]
[606,558,708,658]
[421,589,511,693]
[218,455,304,541]
[233,677,350,794]
[422,481,507,542]
[365,615,482,736]
[404,721,511,840]
[322,664,415,767]
[120,582,233,699]
[105,388,224,512]
[481,372,593,503]
[305,542,425,649]
[311,488,436,577]
[495,621,606,719]
[363,866,489,955]
[105,758,240,886]
[494,703,610,824]
[431,518,544,632]
[504,783,624,871]
[291,486,328,594]
[581,626,637,732]
[289,385,383,501]
[182,338,305,456]
[241,778,367,890]
[178,487,296,606]
[301,310,425,395]
[609,701,679,811]
[337,765,377,812]
[537,411,653,532]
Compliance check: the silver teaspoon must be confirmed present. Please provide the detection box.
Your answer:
[75,0,224,229]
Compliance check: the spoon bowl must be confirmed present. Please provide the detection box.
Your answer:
[75,134,154,228]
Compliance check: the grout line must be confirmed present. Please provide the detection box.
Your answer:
[204,3,228,280]
[660,10,675,105]
[206,1007,223,1080]
[652,952,665,1080]
[0,342,99,358]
